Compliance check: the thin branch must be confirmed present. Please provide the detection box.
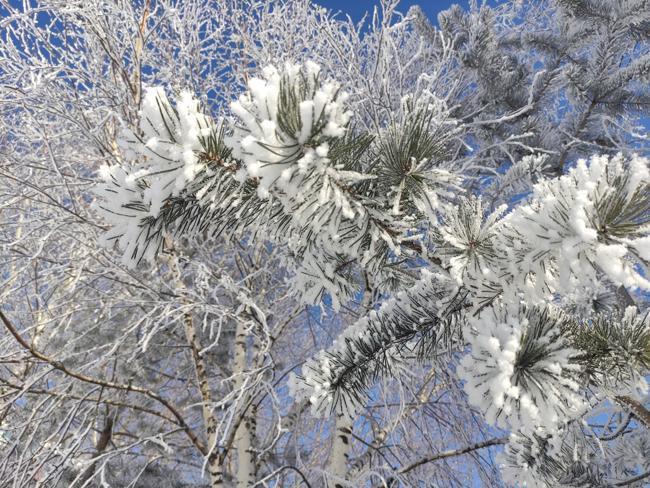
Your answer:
[613,470,650,487]
[616,395,650,429]
[397,437,508,475]
[0,309,207,455]
[253,465,312,487]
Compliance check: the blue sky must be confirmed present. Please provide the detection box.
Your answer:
[315,0,502,23]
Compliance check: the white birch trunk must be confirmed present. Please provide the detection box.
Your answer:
[182,309,224,487]
[167,254,223,487]
[328,413,353,487]
[208,457,224,488]
[233,318,256,487]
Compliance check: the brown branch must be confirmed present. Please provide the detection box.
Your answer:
[0,378,179,426]
[615,395,650,429]
[0,309,207,455]
[613,470,650,487]
[76,411,114,486]
[397,437,508,475]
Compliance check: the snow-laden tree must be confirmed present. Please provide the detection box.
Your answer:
[1,0,649,487]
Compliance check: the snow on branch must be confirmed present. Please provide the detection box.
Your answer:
[95,62,460,309]
[290,270,466,417]
[433,153,650,308]
[296,152,650,420]
[498,426,602,488]
[570,306,650,395]
[458,303,585,432]
[95,88,213,266]
[501,153,650,299]
[229,61,352,199]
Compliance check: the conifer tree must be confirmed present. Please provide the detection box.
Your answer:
[2,0,649,486]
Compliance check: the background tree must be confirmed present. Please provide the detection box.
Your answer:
[1,1,648,487]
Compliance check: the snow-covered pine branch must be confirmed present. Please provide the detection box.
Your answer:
[96,88,213,265]
[458,303,585,433]
[295,152,649,484]
[290,270,466,416]
[4,0,649,486]
[437,153,650,308]
[96,62,463,309]
[500,153,650,299]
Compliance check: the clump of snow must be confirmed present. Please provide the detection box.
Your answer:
[96,88,213,267]
[229,61,352,200]
[502,153,650,300]
[458,303,585,432]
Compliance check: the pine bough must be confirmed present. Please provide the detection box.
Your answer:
[97,62,650,486]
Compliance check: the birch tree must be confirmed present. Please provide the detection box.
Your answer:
[2,0,649,487]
